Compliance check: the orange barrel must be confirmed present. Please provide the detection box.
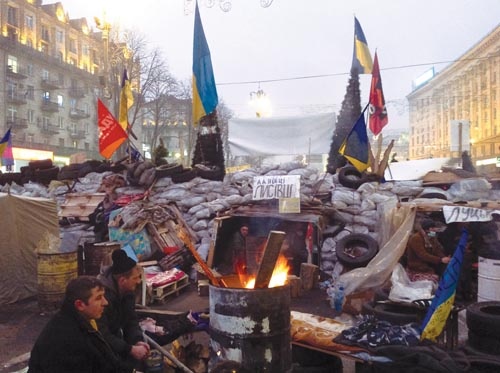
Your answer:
[83,241,121,275]
[37,251,78,312]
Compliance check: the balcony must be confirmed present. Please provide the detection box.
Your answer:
[6,65,27,79]
[68,130,87,140]
[6,91,27,105]
[38,123,60,135]
[69,108,90,119]
[7,118,28,129]
[41,100,59,112]
[68,88,86,98]
[41,78,60,90]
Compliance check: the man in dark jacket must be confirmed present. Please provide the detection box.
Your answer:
[97,249,150,369]
[28,276,125,373]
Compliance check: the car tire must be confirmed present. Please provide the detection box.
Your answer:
[171,168,197,183]
[338,166,367,189]
[336,233,379,267]
[361,302,420,325]
[466,301,500,338]
[156,163,183,178]
[467,330,500,355]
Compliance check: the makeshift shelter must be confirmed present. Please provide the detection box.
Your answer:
[0,193,60,305]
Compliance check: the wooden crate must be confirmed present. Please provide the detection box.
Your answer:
[152,274,190,302]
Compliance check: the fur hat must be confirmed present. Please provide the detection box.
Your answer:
[111,249,137,275]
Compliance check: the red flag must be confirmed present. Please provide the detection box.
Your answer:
[98,99,128,159]
[368,52,388,135]
[306,222,314,263]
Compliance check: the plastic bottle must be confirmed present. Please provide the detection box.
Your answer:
[333,284,345,313]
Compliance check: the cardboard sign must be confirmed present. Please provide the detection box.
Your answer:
[252,175,301,200]
[442,205,500,223]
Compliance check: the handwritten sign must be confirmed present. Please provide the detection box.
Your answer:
[252,175,301,200]
[442,205,500,223]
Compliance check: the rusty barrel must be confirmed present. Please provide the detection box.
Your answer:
[209,283,291,372]
[37,251,78,312]
[83,241,121,275]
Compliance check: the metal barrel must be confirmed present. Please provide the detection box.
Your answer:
[478,256,500,302]
[37,251,78,312]
[83,241,121,276]
[209,283,291,372]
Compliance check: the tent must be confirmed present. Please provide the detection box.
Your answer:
[0,193,60,305]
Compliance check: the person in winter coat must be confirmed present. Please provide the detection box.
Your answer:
[97,249,150,370]
[28,276,125,373]
[406,219,451,284]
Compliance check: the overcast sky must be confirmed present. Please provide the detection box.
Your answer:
[61,0,500,129]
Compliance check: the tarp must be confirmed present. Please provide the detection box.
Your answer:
[0,193,60,305]
[228,112,335,156]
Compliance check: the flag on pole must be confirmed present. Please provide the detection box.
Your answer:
[351,17,373,74]
[192,0,218,126]
[369,52,388,135]
[118,69,134,132]
[0,128,14,167]
[339,108,370,172]
[98,99,128,159]
[420,228,469,342]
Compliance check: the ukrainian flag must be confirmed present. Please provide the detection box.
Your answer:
[192,1,218,126]
[351,17,373,74]
[420,228,469,341]
[0,128,14,167]
[339,108,369,172]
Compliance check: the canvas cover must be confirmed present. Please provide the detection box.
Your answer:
[0,193,60,305]
[228,112,335,156]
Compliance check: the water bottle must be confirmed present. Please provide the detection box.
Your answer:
[334,284,345,313]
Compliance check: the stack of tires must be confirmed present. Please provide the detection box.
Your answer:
[126,161,156,187]
[27,159,59,185]
[466,301,500,354]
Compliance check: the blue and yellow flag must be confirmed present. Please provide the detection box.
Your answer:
[119,69,134,132]
[351,17,373,74]
[339,108,369,172]
[420,228,469,341]
[192,1,218,126]
[0,128,14,167]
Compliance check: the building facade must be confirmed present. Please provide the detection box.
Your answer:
[0,0,106,169]
[407,24,500,171]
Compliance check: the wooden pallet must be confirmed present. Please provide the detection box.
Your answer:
[151,274,190,303]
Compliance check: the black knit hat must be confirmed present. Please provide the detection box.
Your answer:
[420,219,437,231]
[111,249,137,275]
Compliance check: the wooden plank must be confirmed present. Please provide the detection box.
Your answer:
[254,230,286,289]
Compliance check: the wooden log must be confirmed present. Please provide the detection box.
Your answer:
[300,263,319,291]
[254,231,286,289]
[287,275,302,298]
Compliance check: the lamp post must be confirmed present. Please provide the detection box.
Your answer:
[94,14,112,99]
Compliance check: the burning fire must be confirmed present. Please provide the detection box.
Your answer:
[240,254,290,289]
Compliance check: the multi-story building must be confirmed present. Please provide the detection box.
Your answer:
[407,24,500,171]
[0,0,106,169]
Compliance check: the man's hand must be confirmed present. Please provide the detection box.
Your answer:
[130,342,150,360]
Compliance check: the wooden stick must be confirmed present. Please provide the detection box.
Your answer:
[178,229,225,287]
[254,231,286,289]
[143,333,194,373]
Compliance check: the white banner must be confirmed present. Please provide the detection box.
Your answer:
[228,112,335,156]
[252,175,301,200]
[442,205,500,223]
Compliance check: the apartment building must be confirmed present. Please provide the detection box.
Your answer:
[407,24,500,171]
[0,0,105,169]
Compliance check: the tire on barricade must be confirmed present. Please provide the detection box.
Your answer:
[336,233,379,268]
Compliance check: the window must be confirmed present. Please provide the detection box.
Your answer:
[42,91,50,101]
[82,44,89,55]
[7,6,18,26]
[85,122,90,134]
[27,39,33,48]
[57,94,63,107]
[7,55,18,73]
[58,117,64,129]
[69,39,77,53]
[25,15,34,29]
[26,86,34,100]
[26,63,33,76]
[58,52,63,63]
[7,106,17,121]
[59,138,65,147]
[73,140,78,149]
[56,30,63,43]
[41,26,50,41]
[27,109,35,123]
[42,69,49,80]
[70,98,76,108]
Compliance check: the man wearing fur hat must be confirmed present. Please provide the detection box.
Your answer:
[97,249,150,369]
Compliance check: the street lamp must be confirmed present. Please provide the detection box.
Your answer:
[94,14,112,99]
[249,85,272,118]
